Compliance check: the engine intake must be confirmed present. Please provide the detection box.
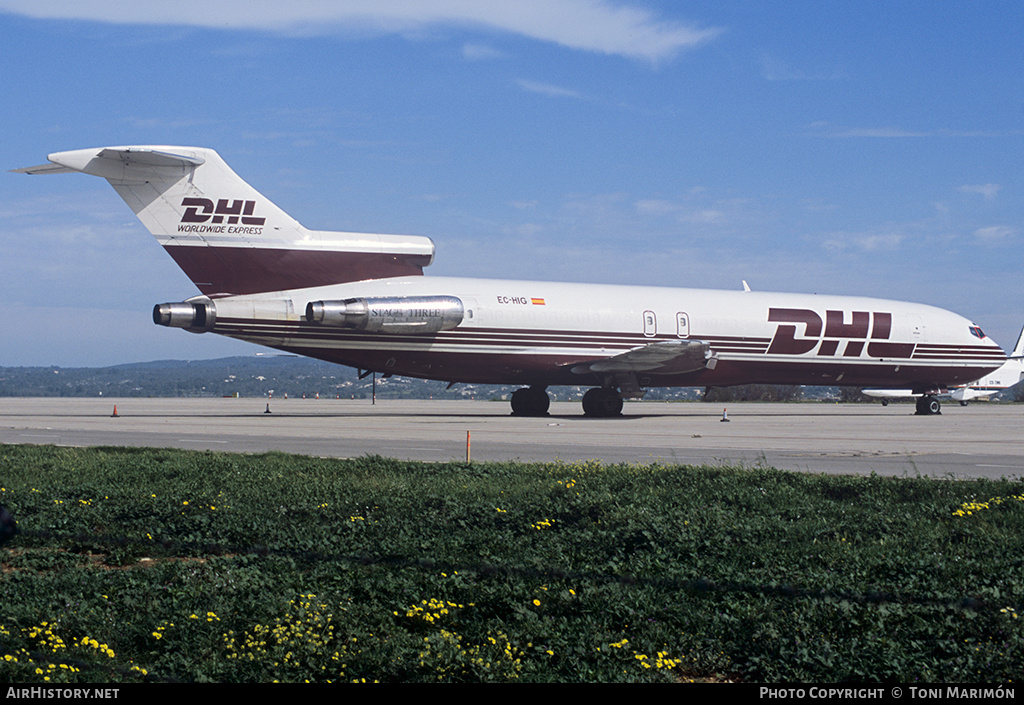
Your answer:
[153,300,216,332]
[305,295,464,334]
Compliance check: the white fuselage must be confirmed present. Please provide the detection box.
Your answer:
[206,275,1006,392]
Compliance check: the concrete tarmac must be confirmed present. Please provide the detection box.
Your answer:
[1,397,1023,480]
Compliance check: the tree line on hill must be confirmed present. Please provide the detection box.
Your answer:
[0,357,1020,402]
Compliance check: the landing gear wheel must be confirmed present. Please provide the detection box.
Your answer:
[510,386,550,416]
[915,396,941,415]
[582,387,623,417]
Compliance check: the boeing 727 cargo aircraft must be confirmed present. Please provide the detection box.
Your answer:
[15,146,1008,416]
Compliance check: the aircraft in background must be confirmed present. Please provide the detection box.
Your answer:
[864,326,1024,412]
[15,146,1008,417]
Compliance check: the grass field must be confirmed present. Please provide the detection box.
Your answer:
[1,443,1022,683]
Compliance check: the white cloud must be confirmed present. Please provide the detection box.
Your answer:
[973,225,1015,242]
[462,43,506,61]
[516,79,582,99]
[820,230,905,253]
[634,199,680,216]
[759,53,845,82]
[809,122,1024,139]
[958,183,1001,201]
[811,123,930,138]
[856,233,904,251]
[0,0,721,62]
[683,209,726,225]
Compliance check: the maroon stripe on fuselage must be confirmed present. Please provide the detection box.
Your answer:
[912,344,1006,361]
[163,245,429,295]
[212,317,775,349]
[212,317,1005,363]
[205,316,1002,389]
[260,343,999,389]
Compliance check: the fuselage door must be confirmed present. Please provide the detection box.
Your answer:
[643,310,657,337]
[676,312,690,339]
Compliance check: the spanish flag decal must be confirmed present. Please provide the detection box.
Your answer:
[531,297,546,305]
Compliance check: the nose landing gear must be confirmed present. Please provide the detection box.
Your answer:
[915,395,941,415]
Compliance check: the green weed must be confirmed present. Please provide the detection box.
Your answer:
[0,445,1021,682]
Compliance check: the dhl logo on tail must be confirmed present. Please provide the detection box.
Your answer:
[181,198,266,226]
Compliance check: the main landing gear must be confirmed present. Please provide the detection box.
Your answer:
[508,386,625,417]
[510,386,550,417]
[582,387,623,417]
[915,395,941,415]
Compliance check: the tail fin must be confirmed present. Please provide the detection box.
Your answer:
[15,146,434,296]
[1010,325,1024,359]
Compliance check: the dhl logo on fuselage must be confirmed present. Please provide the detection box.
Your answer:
[767,308,914,358]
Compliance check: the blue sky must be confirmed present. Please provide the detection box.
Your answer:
[2,1,1022,366]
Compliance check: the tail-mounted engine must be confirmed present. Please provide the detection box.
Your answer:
[305,295,464,335]
[153,299,217,333]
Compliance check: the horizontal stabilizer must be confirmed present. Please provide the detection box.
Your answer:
[15,147,204,181]
[10,163,76,175]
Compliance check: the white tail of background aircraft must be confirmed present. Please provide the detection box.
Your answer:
[15,146,1009,417]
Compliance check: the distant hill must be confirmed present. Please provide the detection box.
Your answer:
[3,356,1016,402]
[0,356,707,401]
[0,356,507,400]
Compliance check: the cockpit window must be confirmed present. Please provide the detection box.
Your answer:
[969,326,986,339]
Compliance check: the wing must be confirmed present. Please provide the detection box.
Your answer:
[571,339,715,375]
